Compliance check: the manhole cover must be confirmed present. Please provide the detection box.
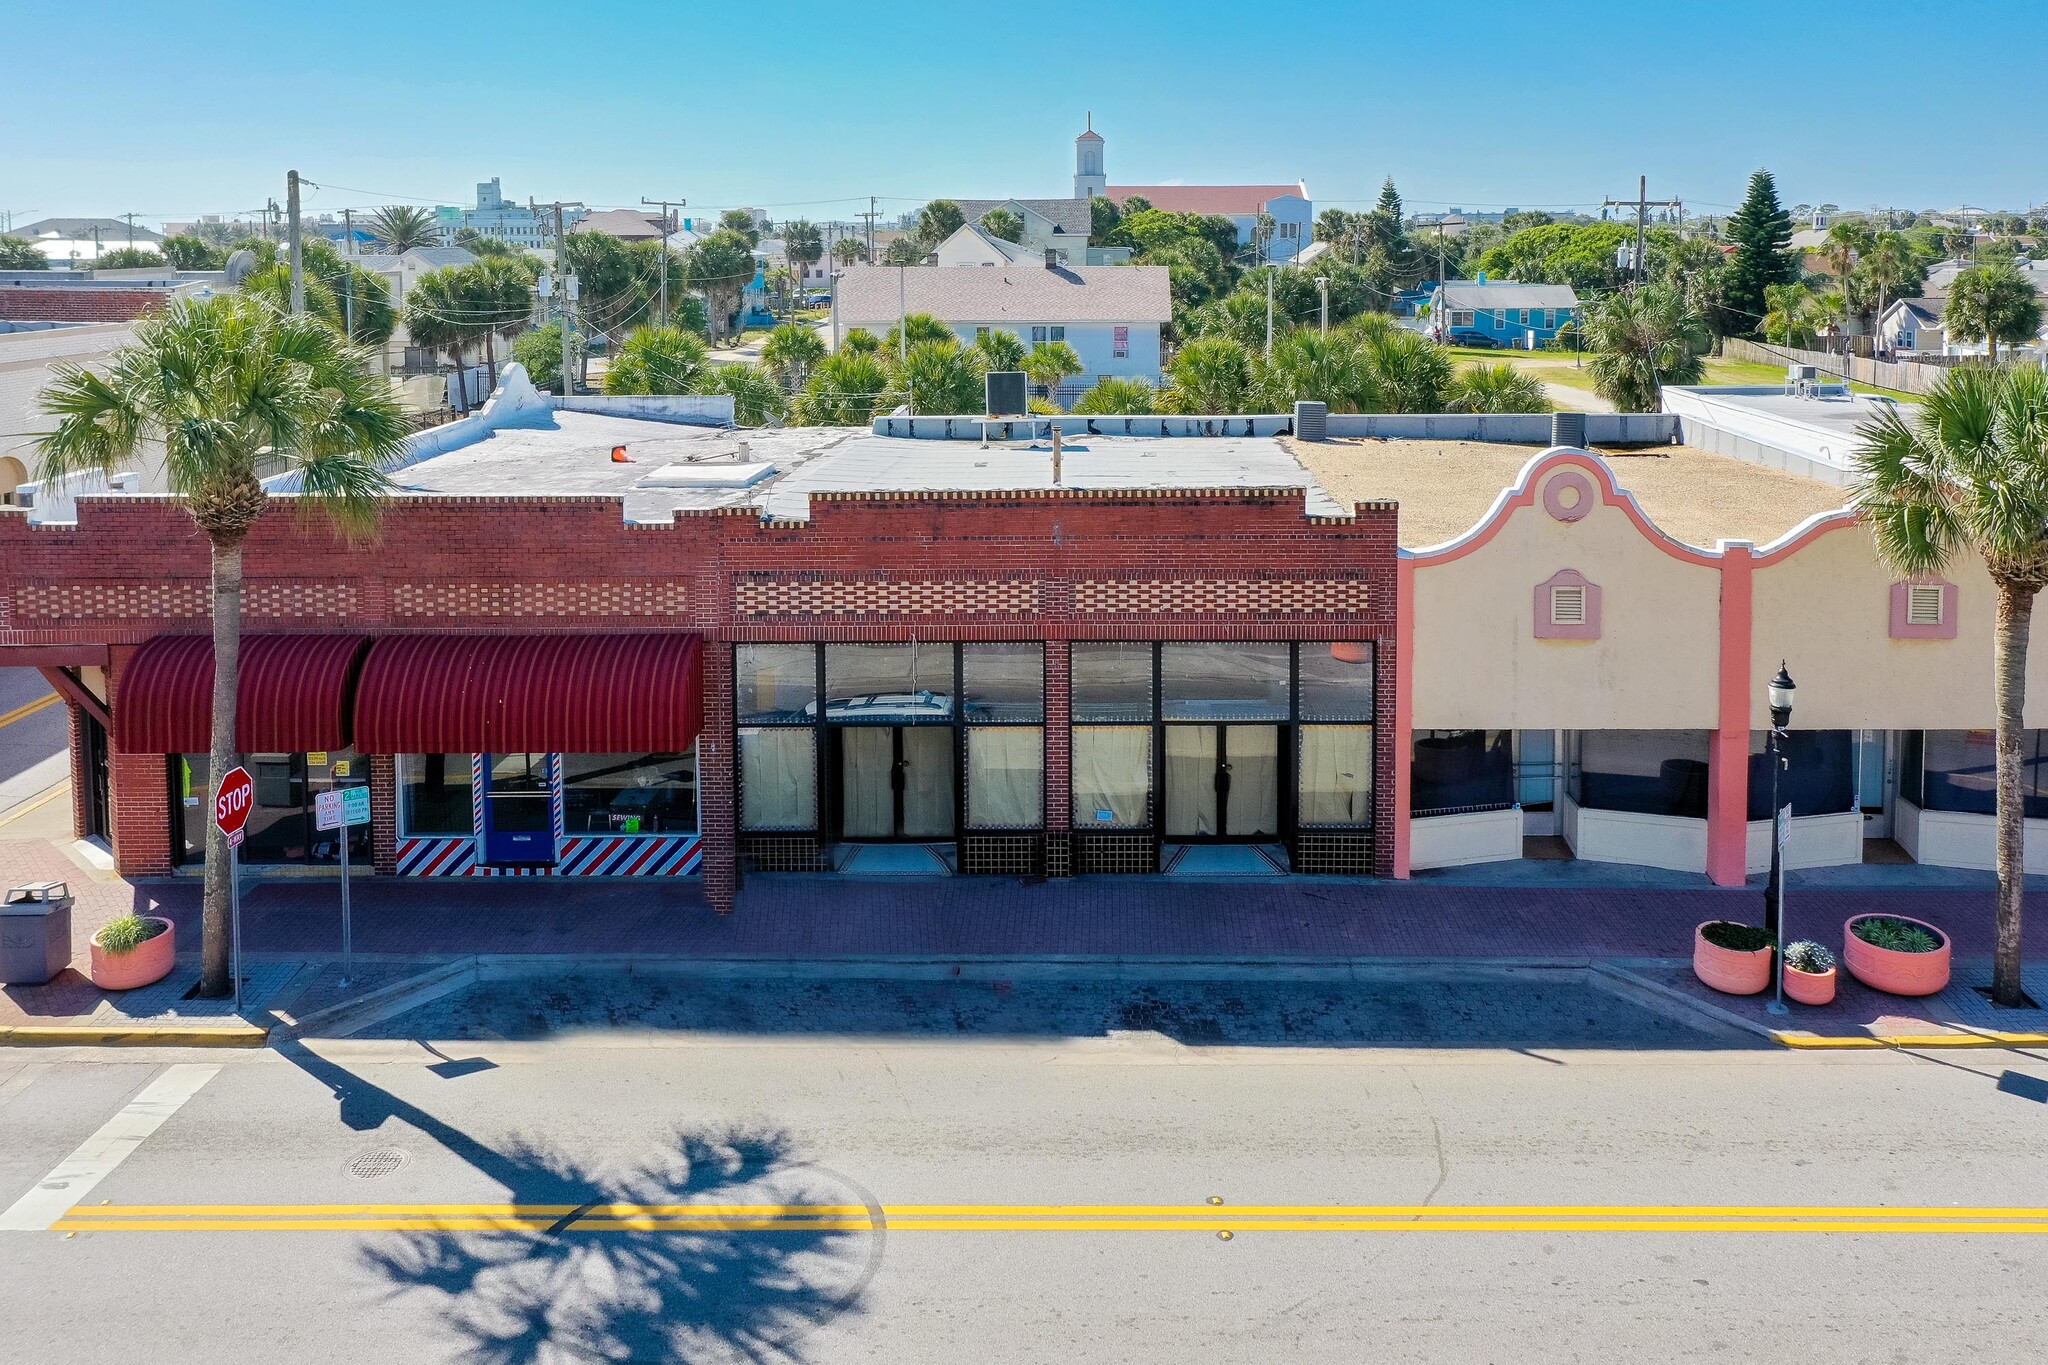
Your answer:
[345,1148,410,1180]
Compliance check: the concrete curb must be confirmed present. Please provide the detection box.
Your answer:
[282,957,481,1040]
[1595,962,2048,1050]
[0,1023,269,1048]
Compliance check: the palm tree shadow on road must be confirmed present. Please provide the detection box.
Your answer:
[276,1039,882,1364]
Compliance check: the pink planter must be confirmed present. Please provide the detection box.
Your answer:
[1842,915,1951,997]
[1784,966,1837,1007]
[90,918,176,991]
[1693,922,1772,995]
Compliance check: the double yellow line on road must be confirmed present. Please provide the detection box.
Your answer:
[0,692,58,731]
[51,1202,2048,1235]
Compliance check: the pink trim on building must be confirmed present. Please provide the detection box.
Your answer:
[1392,554,1416,878]
[1889,578,1958,640]
[1706,544,1754,888]
[1532,569,1601,640]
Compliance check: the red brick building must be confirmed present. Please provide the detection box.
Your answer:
[0,398,1397,910]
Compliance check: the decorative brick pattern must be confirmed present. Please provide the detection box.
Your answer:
[734,575,1039,619]
[1074,577,1370,616]
[243,580,359,619]
[16,580,206,623]
[394,580,688,618]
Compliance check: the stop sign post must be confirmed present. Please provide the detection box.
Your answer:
[212,765,253,1007]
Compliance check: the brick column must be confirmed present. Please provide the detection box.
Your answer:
[1706,543,1754,887]
[1043,640,1072,877]
[105,645,174,876]
[699,643,737,912]
[66,703,89,839]
[369,754,399,874]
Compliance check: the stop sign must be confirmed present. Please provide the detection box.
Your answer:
[213,765,255,844]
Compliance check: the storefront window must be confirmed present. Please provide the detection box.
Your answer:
[1300,726,1374,825]
[1907,729,2048,818]
[741,727,817,830]
[400,753,474,836]
[1746,731,1855,819]
[1072,726,1151,828]
[962,644,1044,722]
[173,754,209,865]
[1573,730,1712,819]
[824,643,954,723]
[563,751,698,835]
[1297,644,1376,720]
[1072,643,1153,721]
[736,644,818,723]
[1411,730,1514,814]
[1160,642,1290,720]
[966,728,1043,828]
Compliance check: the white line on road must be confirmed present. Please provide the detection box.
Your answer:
[0,1064,220,1232]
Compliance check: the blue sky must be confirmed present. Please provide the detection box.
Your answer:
[6,0,2041,231]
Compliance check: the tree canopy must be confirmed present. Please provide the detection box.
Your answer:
[1944,264,2044,362]
[1724,170,1798,337]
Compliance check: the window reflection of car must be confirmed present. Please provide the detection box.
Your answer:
[807,691,955,723]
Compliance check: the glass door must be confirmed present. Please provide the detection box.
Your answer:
[1166,725,1281,840]
[836,727,956,841]
[482,753,555,865]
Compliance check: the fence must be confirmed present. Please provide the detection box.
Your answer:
[1720,337,1957,397]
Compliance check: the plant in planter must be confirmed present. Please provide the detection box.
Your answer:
[1843,913,1950,997]
[1781,940,1838,1006]
[90,913,176,991]
[1693,920,1773,995]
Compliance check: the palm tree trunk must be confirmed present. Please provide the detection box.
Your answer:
[199,538,241,997]
[1993,575,2035,1008]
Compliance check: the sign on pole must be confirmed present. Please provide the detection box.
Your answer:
[314,785,372,832]
[214,765,253,849]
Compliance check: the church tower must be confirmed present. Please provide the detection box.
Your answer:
[1074,114,1105,199]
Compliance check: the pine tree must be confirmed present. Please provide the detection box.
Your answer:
[1725,169,1797,338]
[1376,177,1403,222]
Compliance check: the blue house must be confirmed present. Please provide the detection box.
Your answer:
[1425,279,1580,348]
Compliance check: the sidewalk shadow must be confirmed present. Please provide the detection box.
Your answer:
[277,1041,881,1363]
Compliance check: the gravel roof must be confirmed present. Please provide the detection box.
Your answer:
[1287,438,1849,550]
[835,264,1172,325]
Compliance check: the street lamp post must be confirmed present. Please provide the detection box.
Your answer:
[1763,662,1797,1016]
[830,270,844,351]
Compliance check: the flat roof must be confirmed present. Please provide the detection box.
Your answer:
[1287,437,1850,550]
[1671,387,1903,438]
[388,410,1349,522]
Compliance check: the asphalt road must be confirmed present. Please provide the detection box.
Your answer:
[0,666,65,814]
[6,973,2048,1363]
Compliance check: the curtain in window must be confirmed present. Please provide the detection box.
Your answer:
[901,727,954,839]
[1164,727,1219,836]
[1227,726,1280,836]
[1073,727,1150,829]
[740,728,816,830]
[1301,726,1373,825]
[839,727,895,838]
[967,728,1043,829]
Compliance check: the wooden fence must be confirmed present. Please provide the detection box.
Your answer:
[1719,338,1960,396]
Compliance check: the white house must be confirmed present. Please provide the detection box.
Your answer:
[932,224,1046,269]
[1104,182,1314,263]
[1875,297,1944,355]
[832,264,1172,387]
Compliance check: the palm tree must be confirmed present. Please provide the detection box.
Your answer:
[1070,378,1159,415]
[916,200,965,246]
[831,237,866,268]
[36,294,405,997]
[1583,284,1710,413]
[464,257,537,371]
[782,220,824,300]
[1446,362,1552,413]
[1945,264,2045,363]
[1822,220,1872,289]
[1164,336,1257,414]
[1853,365,2048,1007]
[1856,231,1924,347]
[1357,328,1454,413]
[761,323,827,390]
[970,329,1028,373]
[1763,282,1824,347]
[979,209,1023,244]
[405,268,478,402]
[705,363,789,425]
[1256,330,1369,412]
[369,205,439,252]
[1023,340,1083,400]
[794,351,890,424]
[604,325,711,395]
[840,327,882,355]
[886,340,985,415]
[884,312,955,352]
[882,237,927,266]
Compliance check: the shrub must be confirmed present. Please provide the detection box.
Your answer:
[96,914,166,955]
[1783,940,1836,974]
[1852,916,1942,953]
[1700,921,1772,952]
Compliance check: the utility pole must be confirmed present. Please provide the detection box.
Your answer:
[1264,266,1275,359]
[1316,275,1330,335]
[898,266,908,364]
[643,196,687,326]
[286,170,305,314]
[121,213,139,249]
[341,207,353,257]
[1603,177,1681,287]
[864,196,878,264]
[531,198,586,393]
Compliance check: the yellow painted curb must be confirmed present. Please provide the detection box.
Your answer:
[0,1025,269,1048]
[1776,1031,2048,1050]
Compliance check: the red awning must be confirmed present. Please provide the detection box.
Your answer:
[114,634,371,754]
[352,633,704,754]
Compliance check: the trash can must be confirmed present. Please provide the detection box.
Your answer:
[1,881,73,985]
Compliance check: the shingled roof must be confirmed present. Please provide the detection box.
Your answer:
[834,265,1172,325]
